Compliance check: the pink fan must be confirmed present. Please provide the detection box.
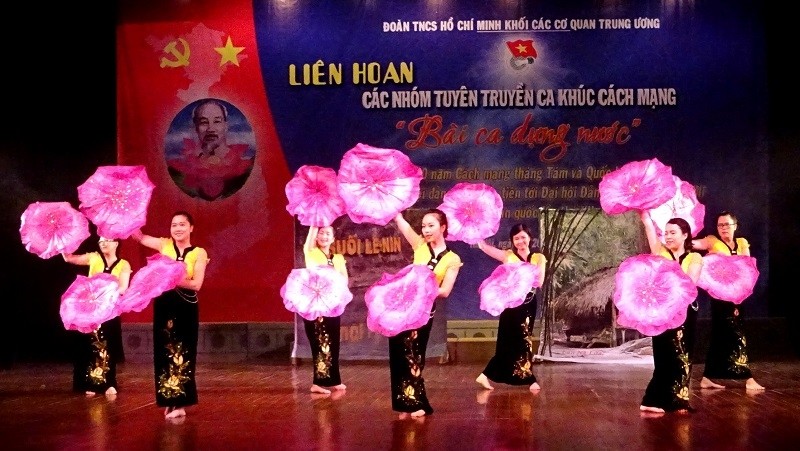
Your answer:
[60,273,120,333]
[365,264,439,337]
[438,182,503,245]
[280,265,353,321]
[77,165,155,239]
[697,253,759,304]
[285,165,346,227]
[115,254,187,315]
[599,158,676,215]
[647,176,705,240]
[612,254,698,336]
[478,262,542,316]
[337,143,423,226]
[20,201,90,259]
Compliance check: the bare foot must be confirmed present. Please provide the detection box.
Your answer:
[164,407,174,417]
[410,409,426,418]
[700,377,726,389]
[475,373,494,390]
[85,391,96,398]
[745,378,765,390]
[529,382,541,392]
[639,405,665,413]
[166,415,186,424]
[105,387,117,396]
[310,384,332,394]
[332,384,347,391]
[398,412,410,420]
[165,408,186,419]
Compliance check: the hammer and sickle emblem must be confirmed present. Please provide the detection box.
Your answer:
[160,38,191,68]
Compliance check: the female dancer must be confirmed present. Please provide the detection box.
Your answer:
[131,211,208,419]
[391,209,462,418]
[693,211,764,390]
[639,211,703,414]
[475,223,546,392]
[303,225,348,394]
[63,237,131,397]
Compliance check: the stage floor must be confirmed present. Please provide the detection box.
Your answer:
[1,359,799,450]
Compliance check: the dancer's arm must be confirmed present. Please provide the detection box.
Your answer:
[62,252,90,265]
[178,248,208,291]
[304,226,319,254]
[395,212,420,248]
[117,261,132,294]
[691,236,713,251]
[130,228,162,252]
[639,210,661,255]
[686,254,703,284]
[535,255,547,287]
[438,261,461,298]
[477,240,507,263]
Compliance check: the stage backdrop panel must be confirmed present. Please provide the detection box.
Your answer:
[117,0,769,327]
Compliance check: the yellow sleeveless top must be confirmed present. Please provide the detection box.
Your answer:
[505,250,546,266]
[87,252,131,279]
[707,236,749,256]
[304,247,347,276]
[658,247,702,273]
[412,238,462,286]
[159,238,206,278]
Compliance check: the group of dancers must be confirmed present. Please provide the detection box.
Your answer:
[62,207,762,419]
[637,210,764,414]
[64,211,208,419]
[300,207,763,418]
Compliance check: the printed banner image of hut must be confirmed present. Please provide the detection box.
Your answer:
[550,267,643,348]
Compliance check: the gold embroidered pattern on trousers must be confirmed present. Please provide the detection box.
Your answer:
[513,316,536,379]
[158,320,192,399]
[314,317,332,379]
[398,330,425,406]
[87,329,110,386]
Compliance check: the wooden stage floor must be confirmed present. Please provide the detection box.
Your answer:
[1,358,799,450]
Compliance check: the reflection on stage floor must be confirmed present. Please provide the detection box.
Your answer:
[1,359,799,450]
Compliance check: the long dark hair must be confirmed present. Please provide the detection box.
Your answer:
[423,208,448,238]
[508,223,533,242]
[173,210,195,226]
[508,222,540,252]
[667,217,693,251]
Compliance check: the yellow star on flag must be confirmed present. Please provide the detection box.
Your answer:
[515,43,530,54]
[215,36,245,67]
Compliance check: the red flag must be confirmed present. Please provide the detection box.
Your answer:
[117,0,294,322]
[506,39,537,58]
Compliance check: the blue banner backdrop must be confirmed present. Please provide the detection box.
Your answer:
[256,0,769,330]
